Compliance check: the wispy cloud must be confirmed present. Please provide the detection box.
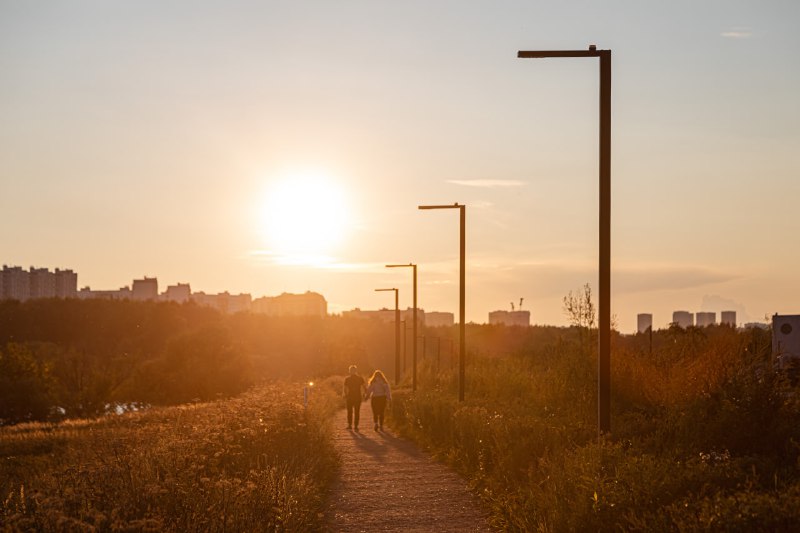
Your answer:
[424,279,454,286]
[471,200,494,210]
[464,256,738,296]
[613,264,738,293]
[701,294,752,323]
[721,27,752,39]
[447,179,525,188]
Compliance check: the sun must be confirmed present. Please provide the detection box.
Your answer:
[260,171,350,260]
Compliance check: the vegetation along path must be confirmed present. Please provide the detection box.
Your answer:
[326,410,496,532]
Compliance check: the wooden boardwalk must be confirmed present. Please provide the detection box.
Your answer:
[326,411,496,532]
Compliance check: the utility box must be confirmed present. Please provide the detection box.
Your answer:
[772,314,800,370]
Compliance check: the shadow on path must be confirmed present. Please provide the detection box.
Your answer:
[326,410,496,532]
[345,427,420,459]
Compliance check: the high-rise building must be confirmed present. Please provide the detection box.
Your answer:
[29,267,56,299]
[54,268,78,298]
[1,265,77,300]
[163,283,191,303]
[191,291,252,314]
[637,313,653,333]
[488,310,530,327]
[252,291,327,317]
[720,310,736,327]
[190,291,213,309]
[225,292,252,314]
[696,312,716,327]
[426,311,455,328]
[399,308,425,326]
[342,307,429,325]
[672,311,694,329]
[132,277,158,301]
[341,308,396,322]
[1,265,30,301]
[78,286,132,300]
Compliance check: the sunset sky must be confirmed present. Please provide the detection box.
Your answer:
[2,1,799,331]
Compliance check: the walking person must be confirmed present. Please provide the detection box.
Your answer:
[343,365,366,431]
[364,369,392,431]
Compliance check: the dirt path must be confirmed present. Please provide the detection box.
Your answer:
[326,410,496,532]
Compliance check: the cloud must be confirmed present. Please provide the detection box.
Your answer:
[424,279,454,286]
[721,27,752,38]
[613,264,737,293]
[700,294,752,324]
[462,257,738,297]
[447,179,525,188]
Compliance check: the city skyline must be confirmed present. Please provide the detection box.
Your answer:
[2,2,799,331]
[2,263,753,330]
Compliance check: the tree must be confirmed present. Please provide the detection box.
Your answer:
[51,346,116,418]
[563,283,596,357]
[563,283,596,329]
[0,343,54,424]
[134,326,253,404]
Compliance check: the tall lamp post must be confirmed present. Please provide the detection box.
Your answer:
[386,263,417,391]
[419,203,466,402]
[375,287,401,385]
[401,319,407,371]
[517,45,612,436]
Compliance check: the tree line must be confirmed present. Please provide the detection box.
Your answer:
[0,299,401,424]
[1,297,774,426]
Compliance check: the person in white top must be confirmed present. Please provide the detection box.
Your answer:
[364,369,392,431]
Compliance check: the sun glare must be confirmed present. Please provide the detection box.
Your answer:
[260,171,350,261]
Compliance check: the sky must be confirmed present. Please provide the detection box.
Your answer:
[1,1,799,331]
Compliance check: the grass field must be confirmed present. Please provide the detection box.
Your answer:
[390,325,800,531]
[1,380,341,532]
[5,321,800,531]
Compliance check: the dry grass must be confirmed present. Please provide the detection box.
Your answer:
[2,381,340,532]
[390,326,800,531]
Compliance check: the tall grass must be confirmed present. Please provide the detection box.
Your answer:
[390,326,800,531]
[1,380,341,531]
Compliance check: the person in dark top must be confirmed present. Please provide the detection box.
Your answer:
[343,365,366,430]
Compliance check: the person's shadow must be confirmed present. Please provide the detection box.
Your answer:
[346,427,422,462]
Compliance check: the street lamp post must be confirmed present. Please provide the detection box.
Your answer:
[449,336,455,368]
[375,288,401,386]
[386,263,417,391]
[436,336,441,372]
[419,203,466,402]
[401,319,407,371]
[517,45,612,436]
